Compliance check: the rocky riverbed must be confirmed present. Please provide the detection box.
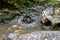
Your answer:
[3,31,60,40]
[0,3,60,40]
[9,6,43,27]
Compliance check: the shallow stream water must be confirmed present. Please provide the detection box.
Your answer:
[0,5,60,40]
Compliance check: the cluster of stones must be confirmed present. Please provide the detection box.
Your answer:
[3,31,60,40]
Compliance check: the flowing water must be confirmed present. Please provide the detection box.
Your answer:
[0,5,60,40]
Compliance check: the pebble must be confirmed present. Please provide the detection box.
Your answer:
[18,27,22,29]
[12,25,17,28]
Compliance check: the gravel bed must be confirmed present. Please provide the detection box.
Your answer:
[4,31,60,40]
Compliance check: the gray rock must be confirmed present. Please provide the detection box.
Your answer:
[10,6,42,27]
[21,13,34,24]
[4,31,60,40]
[42,5,60,25]
[3,38,12,40]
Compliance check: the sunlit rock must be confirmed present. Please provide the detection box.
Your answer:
[12,25,17,28]
[18,27,22,29]
[42,4,60,29]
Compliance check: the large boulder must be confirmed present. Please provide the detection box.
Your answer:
[41,3,60,29]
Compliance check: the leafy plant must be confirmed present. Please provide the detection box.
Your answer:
[8,13,16,19]
[45,0,57,4]
[3,0,39,7]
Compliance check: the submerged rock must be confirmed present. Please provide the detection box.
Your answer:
[21,14,35,24]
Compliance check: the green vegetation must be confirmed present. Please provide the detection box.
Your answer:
[0,0,59,23]
[0,16,3,20]
[3,0,39,8]
[46,0,58,4]
[7,13,16,19]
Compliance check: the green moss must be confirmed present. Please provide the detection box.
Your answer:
[46,0,57,3]
[0,16,4,22]
[8,13,16,19]
[0,16,3,19]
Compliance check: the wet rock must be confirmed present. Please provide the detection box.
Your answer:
[3,38,12,40]
[29,6,44,13]
[42,4,60,24]
[41,18,52,26]
[20,12,41,27]
[42,4,60,29]
[8,32,18,38]
[41,18,52,29]
[10,6,42,27]
[42,26,51,30]
[4,31,60,40]
[29,8,38,12]
[21,14,34,24]
[3,34,18,40]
